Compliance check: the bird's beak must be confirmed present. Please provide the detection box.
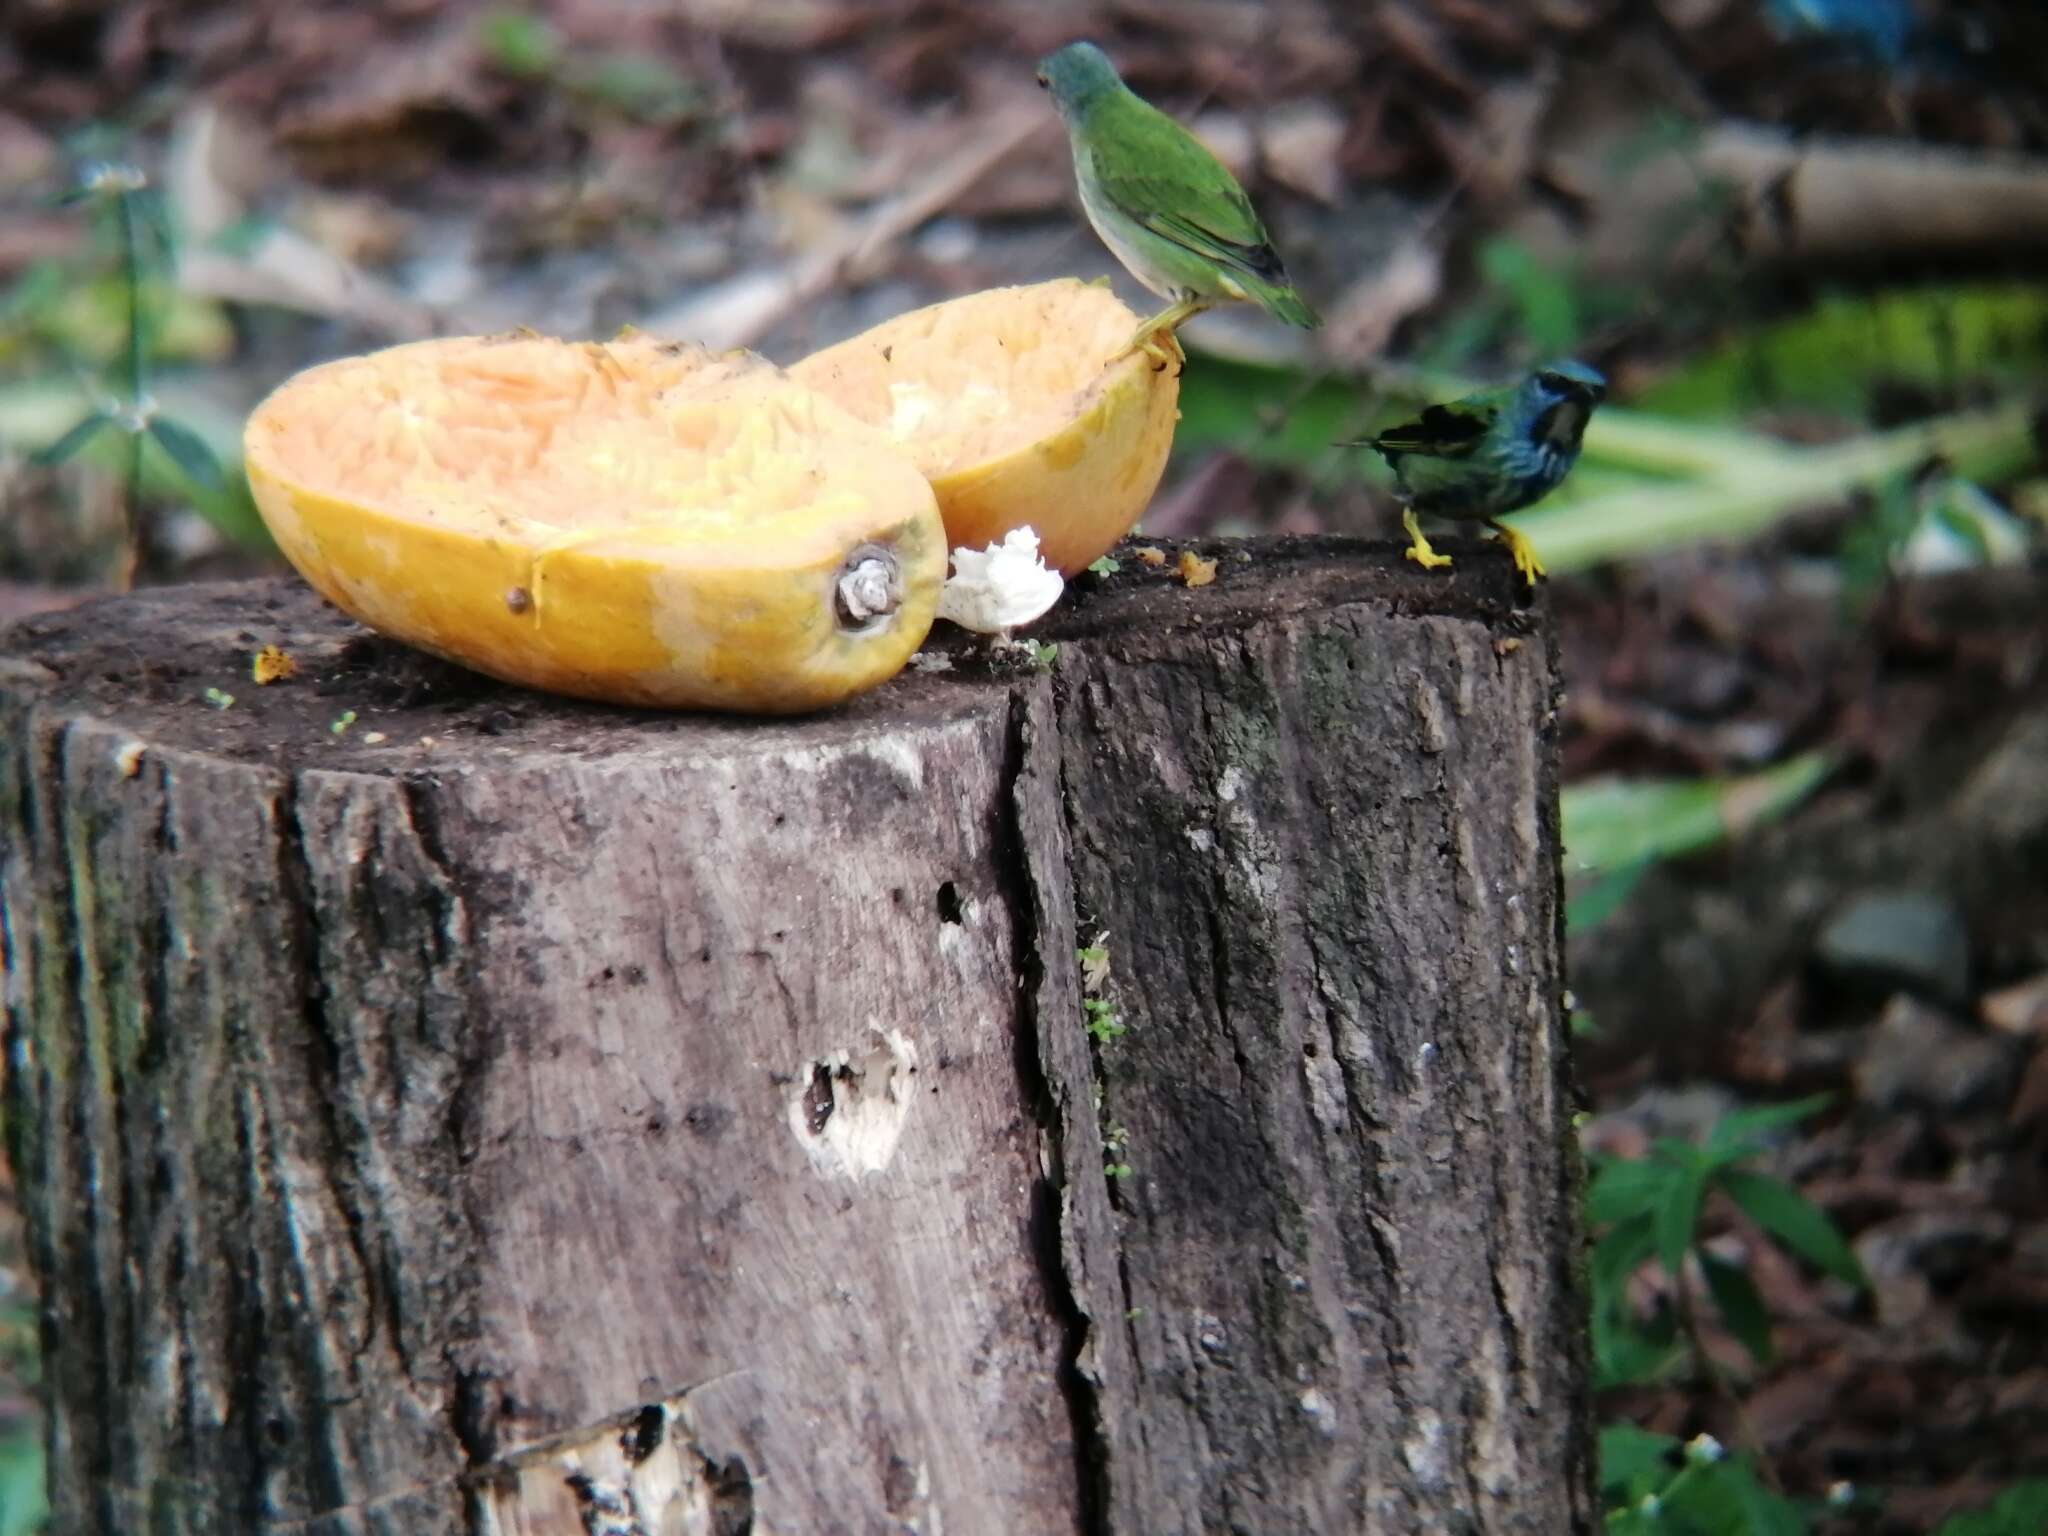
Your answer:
[1035,73,1049,89]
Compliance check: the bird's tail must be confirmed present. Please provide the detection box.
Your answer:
[1244,272,1319,330]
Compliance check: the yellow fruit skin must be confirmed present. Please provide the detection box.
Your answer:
[791,280,1180,575]
[928,351,1178,576]
[246,459,944,715]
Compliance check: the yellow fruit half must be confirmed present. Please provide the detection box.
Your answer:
[789,279,1179,575]
[244,333,946,713]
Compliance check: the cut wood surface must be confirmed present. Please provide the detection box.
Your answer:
[0,537,1590,1534]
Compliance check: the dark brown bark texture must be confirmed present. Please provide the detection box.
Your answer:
[0,537,1589,1536]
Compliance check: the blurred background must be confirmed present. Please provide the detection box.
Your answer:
[1,2,2045,1531]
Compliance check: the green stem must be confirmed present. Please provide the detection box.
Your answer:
[114,184,148,589]
[1673,1261,1783,1495]
[1604,1460,1707,1530]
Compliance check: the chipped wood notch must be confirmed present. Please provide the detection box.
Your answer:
[474,1391,753,1536]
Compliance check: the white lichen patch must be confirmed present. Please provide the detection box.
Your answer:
[1402,1407,1449,1490]
[787,1026,920,1179]
[1298,1386,1338,1437]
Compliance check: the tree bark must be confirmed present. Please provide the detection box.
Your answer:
[0,538,1590,1535]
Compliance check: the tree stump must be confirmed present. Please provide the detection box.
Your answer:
[0,538,1590,1535]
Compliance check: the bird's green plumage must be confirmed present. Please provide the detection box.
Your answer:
[1369,398,1503,458]
[1039,41,1318,331]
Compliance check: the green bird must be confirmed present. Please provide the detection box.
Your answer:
[1341,361,1608,587]
[1037,41,1319,367]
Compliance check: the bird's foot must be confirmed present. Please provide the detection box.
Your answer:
[1116,298,1205,373]
[1488,521,1546,587]
[1401,509,1454,572]
[1118,322,1186,374]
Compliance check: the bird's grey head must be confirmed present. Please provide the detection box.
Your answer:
[1036,41,1124,116]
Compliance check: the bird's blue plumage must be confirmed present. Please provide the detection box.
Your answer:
[1368,361,1608,522]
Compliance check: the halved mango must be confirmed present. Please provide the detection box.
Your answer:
[789,280,1179,575]
[244,333,946,712]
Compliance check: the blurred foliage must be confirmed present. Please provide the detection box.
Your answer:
[1563,753,1835,880]
[478,10,705,125]
[0,1278,41,1536]
[1632,285,2048,419]
[0,1427,43,1536]
[0,156,265,559]
[1592,1095,1865,1530]
[1600,1425,1810,1534]
[1560,752,1833,933]
[1933,1481,2048,1536]
[0,266,232,371]
[0,380,261,547]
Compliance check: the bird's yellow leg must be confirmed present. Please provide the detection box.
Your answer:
[1119,297,1207,370]
[1486,519,1546,586]
[1402,508,1453,571]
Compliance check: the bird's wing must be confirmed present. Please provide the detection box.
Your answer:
[1372,400,1499,459]
[1089,93,1288,282]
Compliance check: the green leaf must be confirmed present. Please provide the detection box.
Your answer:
[1650,1137,1712,1173]
[1935,1479,2048,1536]
[1654,1454,1806,1535]
[1564,856,1651,932]
[1515,398,2039,576]
[1477,236,1581,358]
[0,1426,46,1536]
[1698,1249,1774,1365]
[573,54,701,123]
[1704,1093,1834,1163]
[1587,1156,1680,1226]
[1562,754,1835,879]
[1654,1166,1707,1280]
[147,415,227,493]
[30,409,114,467]
[0,380,270,549]
[1631,283,2048,420]
[1598,1423,1679,1504]
[478,9,559,75]
[1591,1211,1659,1298]
[1590,1210,1682,1388]
[1592,1305,1679,1391]
[1719,1458,1809,1536]
[1718,1168,1864,1287]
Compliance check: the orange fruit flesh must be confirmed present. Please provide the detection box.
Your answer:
[245,334,946,712]
[790,280,1180,574]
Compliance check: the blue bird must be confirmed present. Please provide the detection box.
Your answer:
[1765,0,1914,69]
[1341,360,1608,586]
